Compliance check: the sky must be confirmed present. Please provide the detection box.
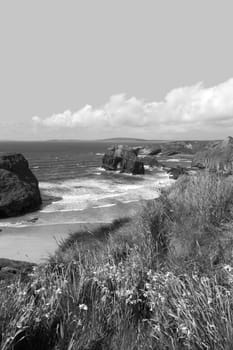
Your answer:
[0,0,233,141]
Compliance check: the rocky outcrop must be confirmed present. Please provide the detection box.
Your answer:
[167,166,188,179]
[161,141,194,155]
[192,136,233,173]
[102,145,145,174]
[0,153,42,217]
[0,258,34,282]
[138,146,162,156]
[142,156,160,168]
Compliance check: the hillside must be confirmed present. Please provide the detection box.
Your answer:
[1,173,233,349]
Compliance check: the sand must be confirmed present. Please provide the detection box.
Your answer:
[0,222,109,263]
[0,200,143,263]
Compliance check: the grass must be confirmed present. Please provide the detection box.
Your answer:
[1,172,233,349]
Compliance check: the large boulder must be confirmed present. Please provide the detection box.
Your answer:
[102,145,145,174]
[0,258,34,282]
[192,136,233,173]
[0,153,42,217]
[138,146,162,156]
[167,166,188,179]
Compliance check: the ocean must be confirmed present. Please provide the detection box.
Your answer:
[0,141,174,261]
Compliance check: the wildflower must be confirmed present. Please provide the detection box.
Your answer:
[55,288,62,295]
[79,304,88,311]
[19,291,27,296]
[16,322,23,329]
[153,324,161,332]
[223,265,233,272]
[145,282,151,289]
[179,324,191,337]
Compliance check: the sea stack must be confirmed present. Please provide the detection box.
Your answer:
[102,145,145,174]
[0,153,42,217]
[192,136,233,173]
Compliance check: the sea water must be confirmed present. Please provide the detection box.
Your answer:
[0,141,175,261]
[0,141,173,228]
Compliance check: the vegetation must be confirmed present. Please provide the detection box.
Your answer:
[1,172,233,349]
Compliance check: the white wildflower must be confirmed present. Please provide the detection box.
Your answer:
[79,304,88,311]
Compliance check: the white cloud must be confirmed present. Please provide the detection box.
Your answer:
[32,78,233,135]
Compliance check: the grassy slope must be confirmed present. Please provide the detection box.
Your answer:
[2,173,233,349]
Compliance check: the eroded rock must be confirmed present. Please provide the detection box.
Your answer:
[0,153,42,217]
[102,145,145,174]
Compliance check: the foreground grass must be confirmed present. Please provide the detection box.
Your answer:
[1,173,233,349]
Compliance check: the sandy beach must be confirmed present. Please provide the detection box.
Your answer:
[0,222,111,263]
[0,200,143,263]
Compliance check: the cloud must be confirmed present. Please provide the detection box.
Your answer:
[32,78,233,135]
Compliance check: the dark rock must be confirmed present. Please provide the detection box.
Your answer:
[27,217,39,223]
[142,156,160,168]
[192,136,233,173]
[0,153,42,217]
[138,146,161,156]
[148,148,162,156]
[102,145,144,174]
[163,151,179,156]
[0,258,34,282]
[167,166,188,179]
[161,141,194,155]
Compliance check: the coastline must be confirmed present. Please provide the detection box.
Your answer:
[0,222,109,263]
[0,146,188,264]
[0,200,144,263]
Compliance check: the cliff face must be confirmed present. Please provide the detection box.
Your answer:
[192,136,233,172]
[0,153,42,217]
[102,146,145,174]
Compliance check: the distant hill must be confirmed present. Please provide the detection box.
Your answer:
[99,137,149,142]
[47,138,151,143]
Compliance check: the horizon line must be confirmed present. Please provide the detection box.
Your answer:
[0,137,222,142]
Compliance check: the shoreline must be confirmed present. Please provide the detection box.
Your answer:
[0,159,180,264]
[0,221,112,263]
[0,200,144,263]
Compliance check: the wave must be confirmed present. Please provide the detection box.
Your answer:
[0,222,30,228]
[0,220,111,229]
[1,170,174,228]
[122,199,140,204]
[162,158,181,162]
[40,208,85,213]
[36,168,174,216]
[92,203,117,209]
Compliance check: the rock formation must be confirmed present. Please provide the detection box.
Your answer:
[161,141,194,155]
[0,153,42,217]
[192,136,233,173]
[0,258,34,282]
[138,146,162,156]
[102,145,145,174]
[167,166,188,179]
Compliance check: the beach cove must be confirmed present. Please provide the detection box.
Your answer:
[0,141,177,262]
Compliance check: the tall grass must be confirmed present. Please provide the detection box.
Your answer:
[1,173,233,349]
[142,172,233,270]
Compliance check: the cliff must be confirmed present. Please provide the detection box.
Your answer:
[102,145,144,174]
[0,153,42,217]
[192,136,233,172]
